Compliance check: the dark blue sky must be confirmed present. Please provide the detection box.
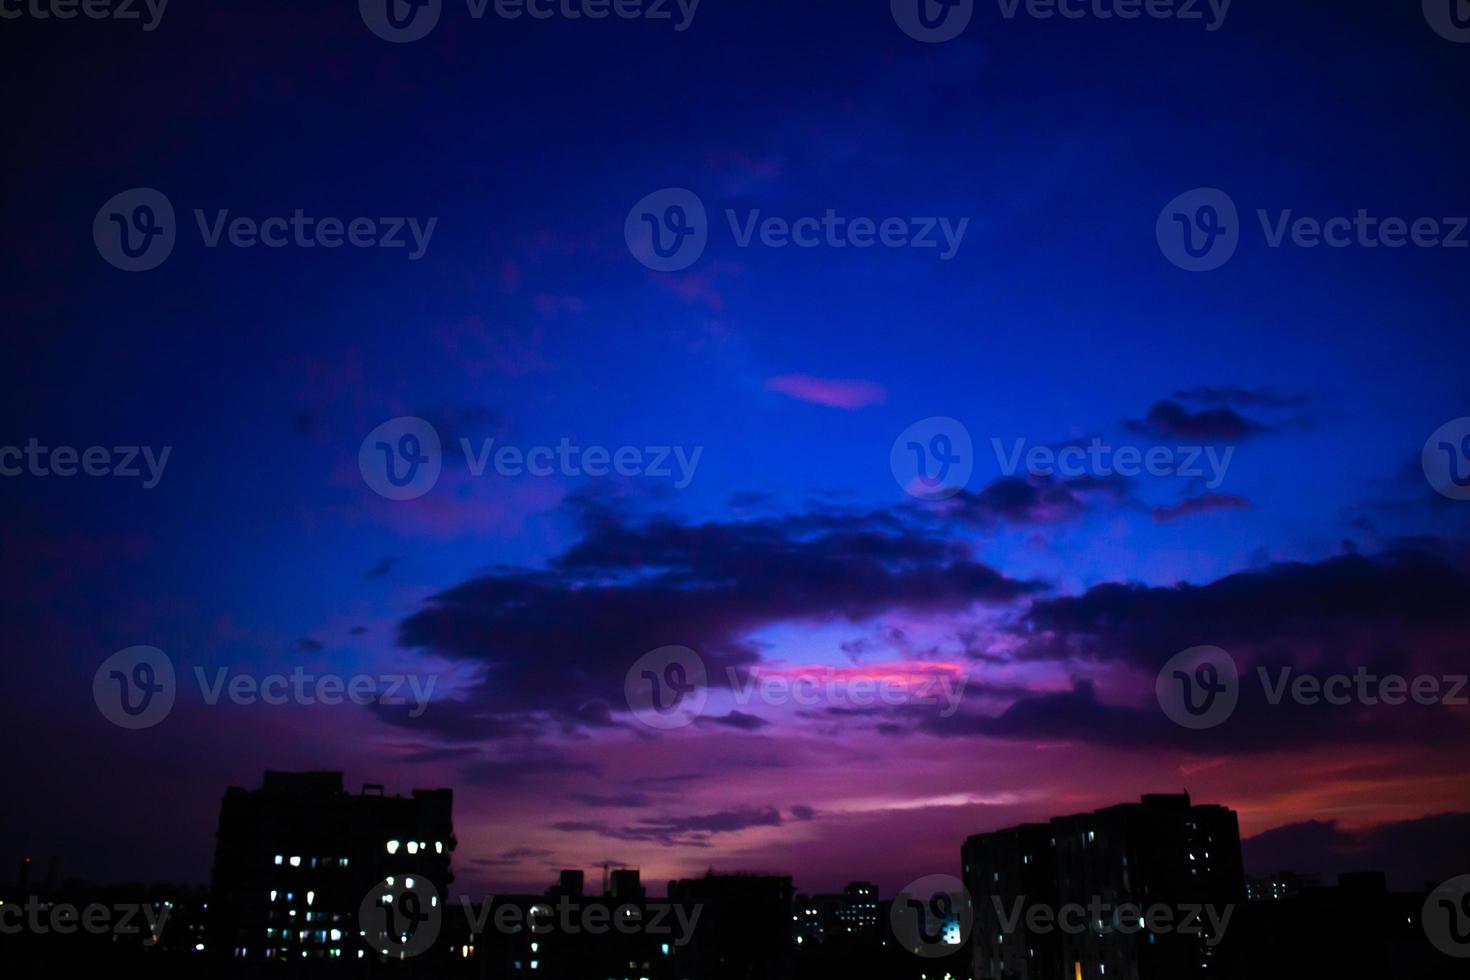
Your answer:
[3,0,1469,896]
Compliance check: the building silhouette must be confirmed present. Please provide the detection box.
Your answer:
[205,770,455,964]
[794,881,880,946]
[467,867,680,979]
[668,872,795,979]
[963,793,1245,980]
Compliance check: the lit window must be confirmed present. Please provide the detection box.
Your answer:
[289,856,301,867]
[387,840,400,855]
[407,842,419,855]
[274,855,283,866]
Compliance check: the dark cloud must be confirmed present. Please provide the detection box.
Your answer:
[1020,549,1470,670]
[552,806,784,847]
[1172,386,1305,409]
[572,792,654,809]
[1123,400,1270,442]
[871,549,1470,754]
[471,846,556,868]
[1151,493,1251,523]
[933,474,1133,528]
[365,556,400,580]
[386,501,1040,740]
[1243,813,1470,891]
[459,751,600,788]
[698,710,771,731]
[387,743,482,765]
[297,637,323,652]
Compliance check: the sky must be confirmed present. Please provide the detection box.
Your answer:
[3,0,1470,899]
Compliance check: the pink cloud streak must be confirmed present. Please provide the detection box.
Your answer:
[764,373,887,409]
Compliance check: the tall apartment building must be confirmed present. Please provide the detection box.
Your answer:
[668,872,795,979]
[963,794,1244,980]
[206,770,455,963]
